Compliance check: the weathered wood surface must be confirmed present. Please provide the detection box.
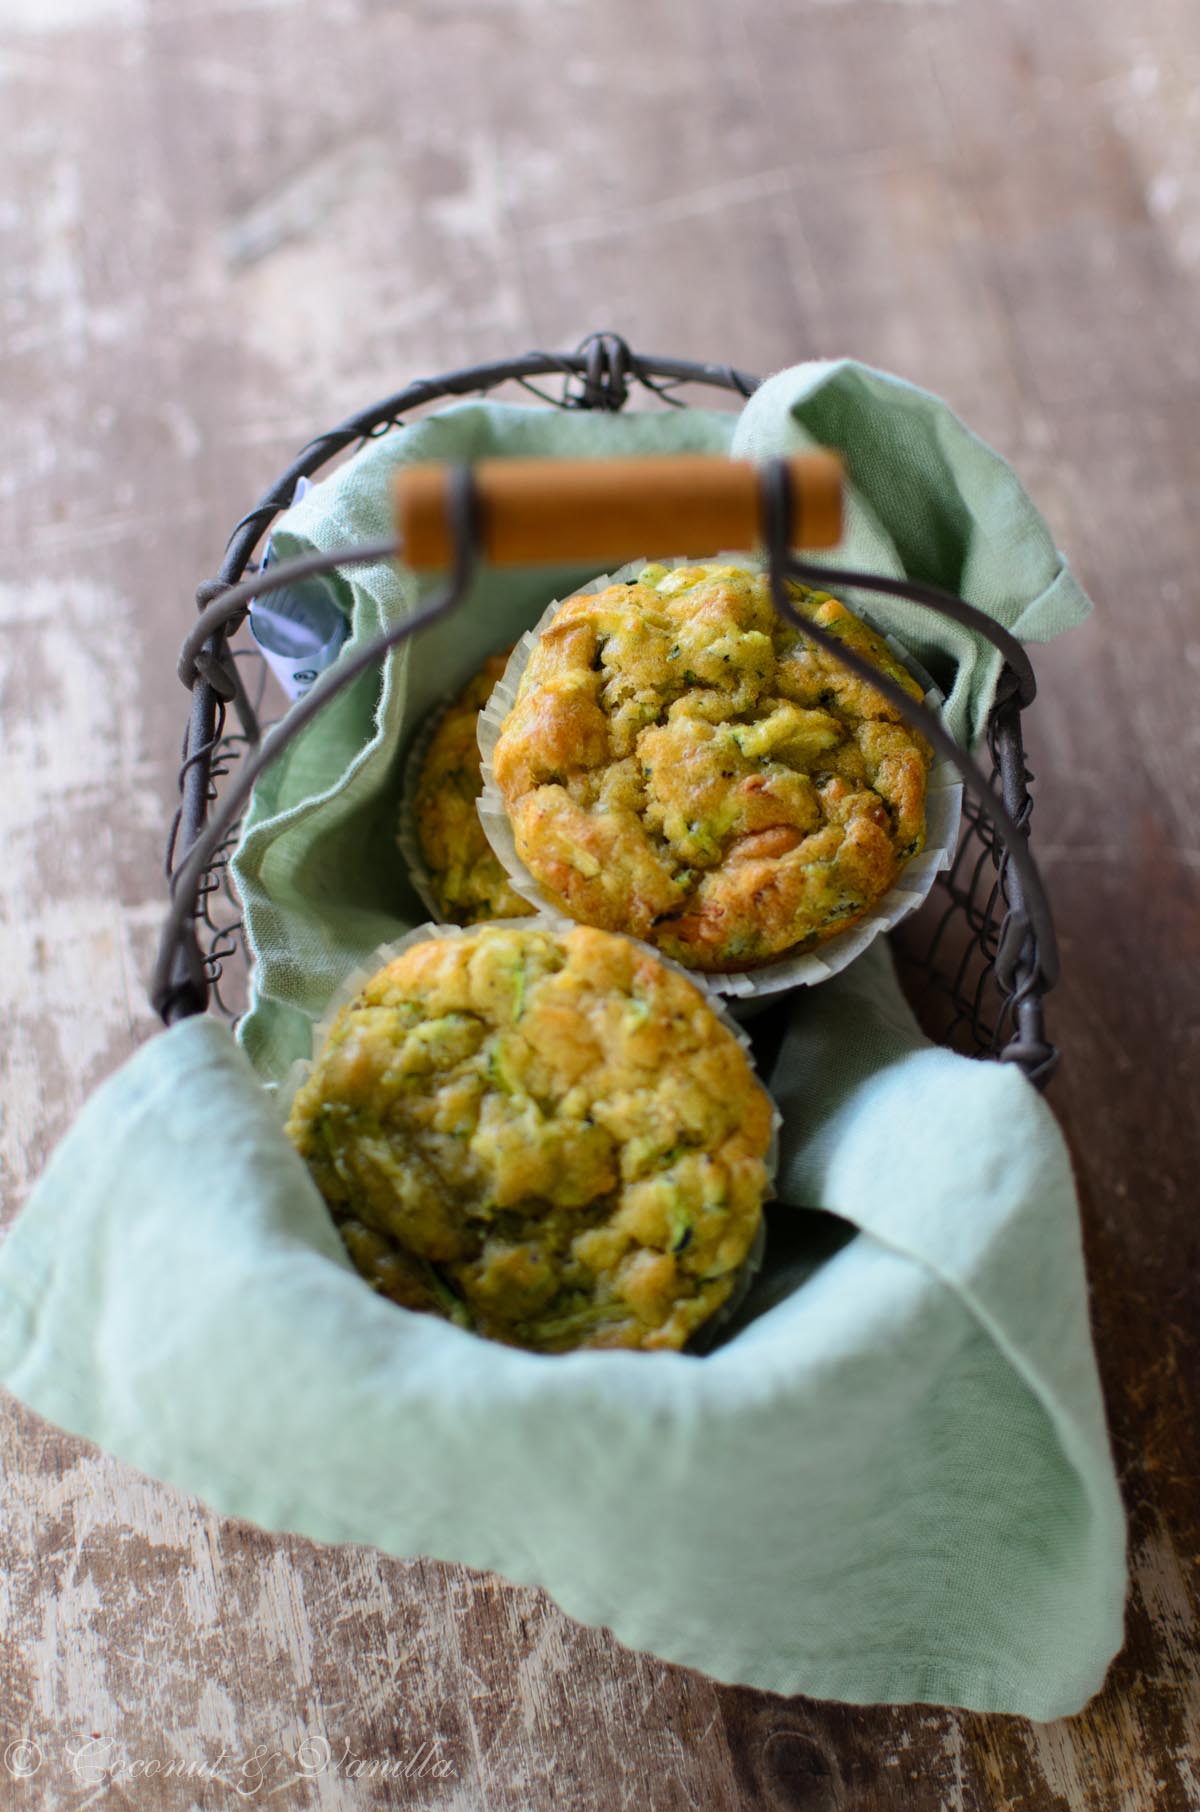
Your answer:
[1,0,1198,1805]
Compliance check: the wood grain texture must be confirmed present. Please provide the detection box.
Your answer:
[1,0,1197,1805]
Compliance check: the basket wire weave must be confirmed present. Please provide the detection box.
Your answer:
[163,334,1059,1086]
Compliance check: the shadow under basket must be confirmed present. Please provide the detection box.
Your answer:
[160,334,1060,1089]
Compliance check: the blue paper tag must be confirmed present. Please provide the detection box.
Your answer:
[250,477,348,699]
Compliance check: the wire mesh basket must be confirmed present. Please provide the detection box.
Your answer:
[157,333,1060,1087]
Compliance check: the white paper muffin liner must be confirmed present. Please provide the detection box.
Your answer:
[274,917,781,1347]
[476,555,964,1003]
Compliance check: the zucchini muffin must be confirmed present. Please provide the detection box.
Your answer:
[489,562,932,972]
[285,923,774,1353]
[411,651,533,924]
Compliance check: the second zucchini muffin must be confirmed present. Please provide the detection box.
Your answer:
[489,562,932,971]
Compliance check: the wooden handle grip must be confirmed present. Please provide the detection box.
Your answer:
[393,453,843,569]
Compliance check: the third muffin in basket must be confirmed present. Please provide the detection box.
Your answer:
[408,650,534,926]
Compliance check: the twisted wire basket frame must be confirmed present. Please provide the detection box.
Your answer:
[164,334,1059,1086]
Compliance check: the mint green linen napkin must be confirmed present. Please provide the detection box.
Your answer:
[731,360,1092,745]
[0,942,1126,1718]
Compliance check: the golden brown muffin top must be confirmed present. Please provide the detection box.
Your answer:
[490,563,931,971]
[285,923,773,1353]
[412,651,533,925]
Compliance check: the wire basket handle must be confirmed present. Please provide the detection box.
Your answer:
[154,455,1056,1024]
[396,452,844,567]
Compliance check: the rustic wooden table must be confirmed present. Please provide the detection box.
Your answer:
[2,0,1197,1806]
